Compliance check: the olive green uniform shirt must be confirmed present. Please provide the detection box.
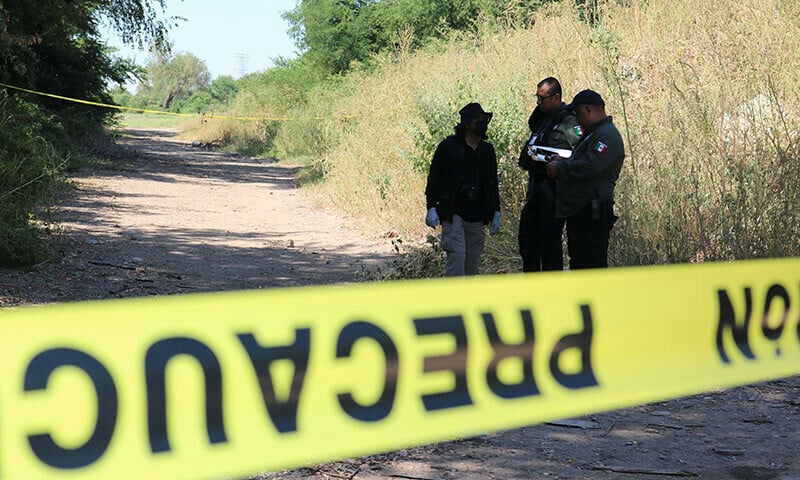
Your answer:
[520,107,583,184]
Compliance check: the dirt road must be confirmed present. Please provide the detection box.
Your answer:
[1,128,799,480]
[0,128,396,304]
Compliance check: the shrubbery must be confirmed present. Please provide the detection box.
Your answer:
[0,0,171,267]
[207,0,800,275]
[0,95,64,265]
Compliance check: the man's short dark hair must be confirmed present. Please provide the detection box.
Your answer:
[538,77,562,96]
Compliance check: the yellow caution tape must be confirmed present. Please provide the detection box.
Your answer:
[0,257,798,480]
[0,82,358,121]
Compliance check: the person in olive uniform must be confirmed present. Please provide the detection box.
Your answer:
[425,103,501,277]
[546,89,624,269]
[518,77,583,272]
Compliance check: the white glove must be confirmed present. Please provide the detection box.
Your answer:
[490,211,501,235]
[425,207,440,228]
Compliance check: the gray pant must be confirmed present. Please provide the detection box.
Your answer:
[441,214,485,276]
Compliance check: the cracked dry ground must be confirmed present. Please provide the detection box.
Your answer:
[1,128,799,480]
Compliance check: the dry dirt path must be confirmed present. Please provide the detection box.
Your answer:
[1,128,799,480]
[0,128,396,304]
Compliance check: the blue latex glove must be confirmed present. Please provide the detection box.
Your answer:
[490,211,501,235]
[425,207,440,228]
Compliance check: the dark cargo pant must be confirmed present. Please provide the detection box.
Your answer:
[565,200,618,270]
[518,178,564,272]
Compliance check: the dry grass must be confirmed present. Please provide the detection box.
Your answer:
[213,0,800,274]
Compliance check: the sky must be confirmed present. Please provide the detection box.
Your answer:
[103,0,299,82]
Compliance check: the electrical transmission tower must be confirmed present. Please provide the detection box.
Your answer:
[234,53,249,77]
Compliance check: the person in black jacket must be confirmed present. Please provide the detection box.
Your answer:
[425,103,501,276]
[518,77,583,272]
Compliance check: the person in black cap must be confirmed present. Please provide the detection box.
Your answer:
[545,89,624,269]
[517,77,583,272]
[425,102,501,276]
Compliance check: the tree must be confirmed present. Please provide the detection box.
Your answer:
[0,0,174,266]
[283,0,515,76]
[283,0,379,74]
[182,90,214,113]
[210,75,238,106]
[136,50,211,111]
[99,0,173,51]
[110,84,135,107]
[0,0,173,103]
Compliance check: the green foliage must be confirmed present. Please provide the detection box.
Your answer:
[231,120,282,157]
[283,0,373,74]
[182,91,214,113]
[186,57,331,158]
[110,85,136,107]
[185,1,546,164]
[96,0,172,51]
[135,49,212,111]
[239,57,325,108]
[0,94,64,266]
[283,0,543,76]
[0,0,169,113]
[0,0,172,266]
[412,97,461,174]
[210,75,238,106]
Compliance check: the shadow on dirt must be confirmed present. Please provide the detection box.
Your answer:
[111,128,301,188]
[0,128,393,306]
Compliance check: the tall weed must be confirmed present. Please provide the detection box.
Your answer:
[0,94,64,266]
[215,0,800,275]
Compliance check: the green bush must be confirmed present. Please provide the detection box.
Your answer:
[0,94,65,266]
[181,91,215,114]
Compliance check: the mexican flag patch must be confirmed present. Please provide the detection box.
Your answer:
[595,141,608,154]
[573,125,583,136]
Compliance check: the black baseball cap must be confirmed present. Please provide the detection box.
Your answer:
[564,89,605,110]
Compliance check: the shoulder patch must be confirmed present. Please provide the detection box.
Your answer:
[595,141,608,154]
[574,125,584,136]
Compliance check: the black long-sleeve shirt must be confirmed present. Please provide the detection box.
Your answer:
[425,133,500,224]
